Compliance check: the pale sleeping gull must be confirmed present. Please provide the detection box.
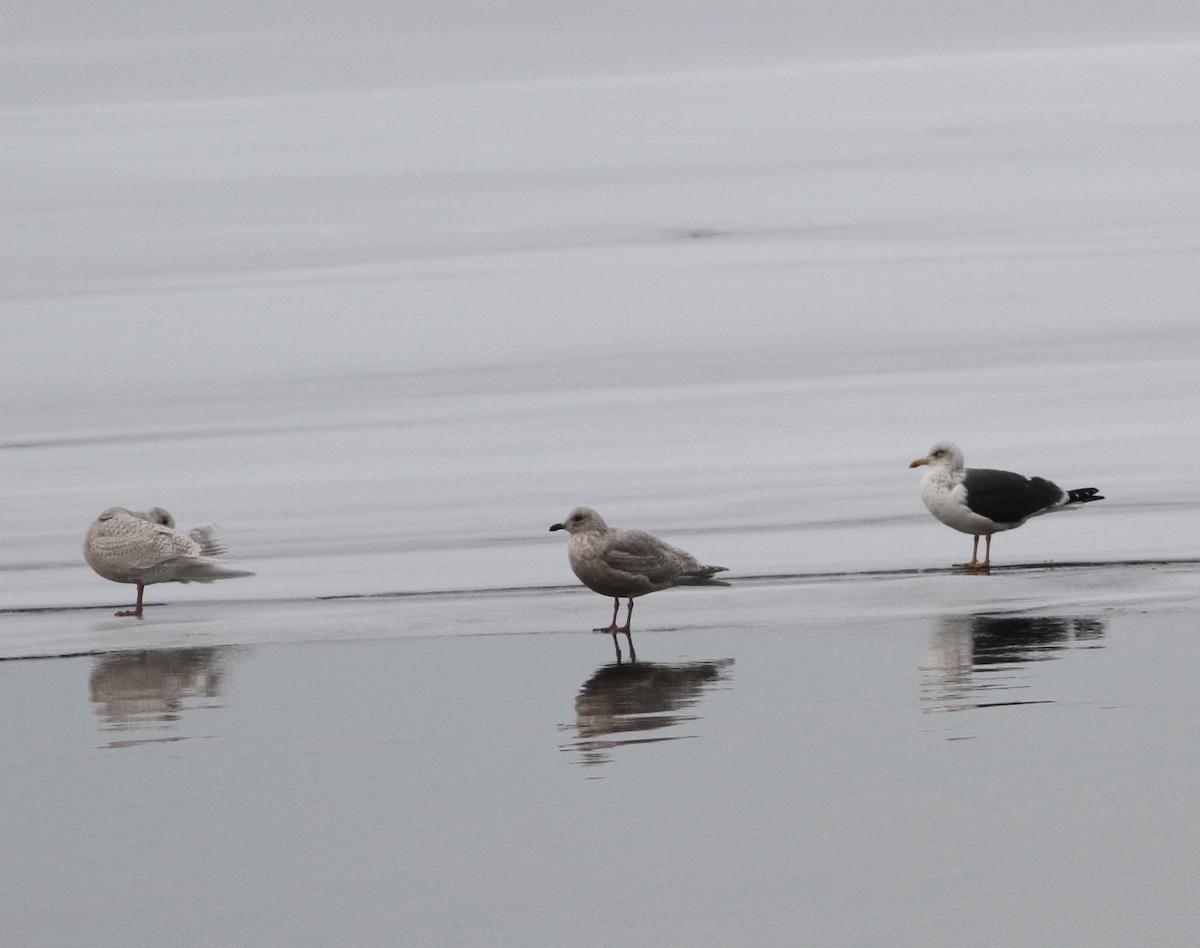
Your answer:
[83,506,255,617]
[909,442,1104,570]
[549,507,728,661]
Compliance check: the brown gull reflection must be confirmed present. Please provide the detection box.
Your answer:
[924,613,1105,713]
[562,658,734,768]
[89,647,231,748]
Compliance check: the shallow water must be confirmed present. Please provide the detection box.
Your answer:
[4,3,1200,945]
[5,601,1200,947]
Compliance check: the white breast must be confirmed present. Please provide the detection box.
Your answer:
[921,469,1008,536]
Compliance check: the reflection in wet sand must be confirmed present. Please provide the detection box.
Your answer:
[563,659,734,768]
[924,614,1105,713]
[89,647,232,748]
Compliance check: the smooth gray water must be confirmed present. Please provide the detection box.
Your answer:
[4,600,1200,947]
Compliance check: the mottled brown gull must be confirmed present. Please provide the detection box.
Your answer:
[83,506,254,617]
[909,442,1104,570]
[549,506,728,661]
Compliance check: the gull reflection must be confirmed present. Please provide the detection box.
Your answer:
[89,647,232,748]
[924,613,1105,713]
[562,658,734,768]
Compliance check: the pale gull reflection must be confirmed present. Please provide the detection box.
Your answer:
[562,658,734,769]
[923,613,1105,714]
[89,647,233,748]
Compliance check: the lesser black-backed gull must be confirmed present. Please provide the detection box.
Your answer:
[908,442,1104,570]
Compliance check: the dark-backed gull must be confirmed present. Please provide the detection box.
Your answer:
[908,442,1104,570]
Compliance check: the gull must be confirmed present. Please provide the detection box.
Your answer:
[909,442,1104,570]
[549,506,728,661]
[83,506,254,617]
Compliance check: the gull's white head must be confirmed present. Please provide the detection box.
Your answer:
[549,506,608,535]
[909,441,965,471]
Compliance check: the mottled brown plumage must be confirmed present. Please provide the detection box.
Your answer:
[549,507,727,661]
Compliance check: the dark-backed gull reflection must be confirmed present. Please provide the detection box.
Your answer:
[924,613,1105,712]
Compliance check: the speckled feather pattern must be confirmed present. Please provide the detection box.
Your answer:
[553,507,727,600]
[83,507,251,587]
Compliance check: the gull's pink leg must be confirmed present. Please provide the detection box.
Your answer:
[116,584,145,618]
[594,598,621,633]
[616,598,634,634]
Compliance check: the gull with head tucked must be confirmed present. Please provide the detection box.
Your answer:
[909,441,1104,570]
[83,506,255,617]
[549,506,728,661]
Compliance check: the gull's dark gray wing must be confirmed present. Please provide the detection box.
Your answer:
[962,467,1065,525]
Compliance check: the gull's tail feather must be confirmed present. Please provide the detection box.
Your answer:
[189,524,229,557]
[1065,488,1104,506]
[676,565,730,587]
[173,560,256,584]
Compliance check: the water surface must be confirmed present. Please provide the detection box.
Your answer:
[4,599,1199,946]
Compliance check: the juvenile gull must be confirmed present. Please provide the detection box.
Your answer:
[909,442,1104,570]
[549,507,728,661]
[83,506,255,617]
